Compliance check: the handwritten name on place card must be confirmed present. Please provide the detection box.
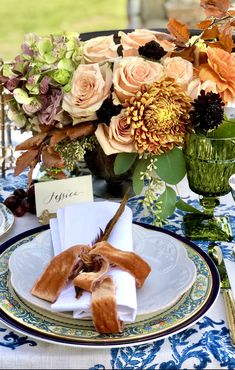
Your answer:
[34,175,93,217]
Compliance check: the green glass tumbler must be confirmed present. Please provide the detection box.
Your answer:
[183,132,235,241]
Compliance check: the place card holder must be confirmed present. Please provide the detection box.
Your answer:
[38,209,57,225]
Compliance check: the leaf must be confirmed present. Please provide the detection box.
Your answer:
[176,199,202,214]
[50,129,68,146]
[7,106,27,128]
[157,186,177,220]
[228,9,235,16]
[27,159,38,186]
[13,88,33,105]
[58,58,74,72]
[51,69,70,85]
[156,147,186,185]
[200,0,230,18]
[14,149,39,176]
[218,22,234,53]
[25,83,39,95]
[66,122,96,140]
[15,132,48,150]
[171,45,196,63]
[201,25,219,41]
[208,121,235,138]
[132,157,150,195]
[114,153,137,175]
[167,18,190,44]
[41,146,64,169]
[44,53,57,64]
[38,38,53,55]
[196,19,213,29]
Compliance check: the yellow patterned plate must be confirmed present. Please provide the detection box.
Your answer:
[0,203,14,238]
[0,223,220,348]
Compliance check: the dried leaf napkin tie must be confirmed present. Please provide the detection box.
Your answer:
[31,197,151,333]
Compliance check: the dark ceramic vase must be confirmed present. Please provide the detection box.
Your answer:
[84,145,134,199]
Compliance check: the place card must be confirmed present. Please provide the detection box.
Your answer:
[34,175,93,218]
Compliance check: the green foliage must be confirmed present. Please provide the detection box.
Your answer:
[156,147,186,185]
[156,186,177,220]
[51,69,71,85]
[13,88,33,105]
[176,198,202,214]
[208,119,235,138]
[132,158,151,194]
[114,153,137,175]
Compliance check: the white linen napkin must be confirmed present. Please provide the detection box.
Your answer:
[49,201,137,322]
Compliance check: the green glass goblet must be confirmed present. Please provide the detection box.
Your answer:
[183,132,235,241]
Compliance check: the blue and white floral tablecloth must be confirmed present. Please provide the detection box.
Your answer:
[0,172,235,369]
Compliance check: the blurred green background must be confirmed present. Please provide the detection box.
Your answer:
[0,0,127,61]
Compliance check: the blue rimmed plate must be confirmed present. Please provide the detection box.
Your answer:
[0,223,220,348]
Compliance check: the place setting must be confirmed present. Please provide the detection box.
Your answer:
[0,196,220,348]
[0,0,235,368]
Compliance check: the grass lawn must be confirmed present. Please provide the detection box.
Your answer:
[0,0,128,61]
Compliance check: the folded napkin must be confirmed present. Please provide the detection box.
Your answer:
[49,201,137,322]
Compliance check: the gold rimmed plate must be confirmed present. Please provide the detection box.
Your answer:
[0,223,220,348]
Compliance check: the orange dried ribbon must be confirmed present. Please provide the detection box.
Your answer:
[31,241,151,333]
[31,194,151,333]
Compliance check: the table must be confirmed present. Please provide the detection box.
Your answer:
[0,172,235,369]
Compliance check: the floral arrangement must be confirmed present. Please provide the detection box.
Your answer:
[1,0,235,223]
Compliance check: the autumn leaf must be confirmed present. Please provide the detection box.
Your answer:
[41,146,64,169]
[196,19,214,29]
[49,122,96,146]
[201,25,219,40]
[50,129,68,146]
[15,132,48,151]
[167,18,190,44]
[200,0,230,18]
[219,22,235,52]
[14,149,39,176]
[27,159,38,186]
[227,9,235,16]
[171,45,196,63]
[66,122,96,140]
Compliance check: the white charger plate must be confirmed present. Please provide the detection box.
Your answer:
[8,224,197,316]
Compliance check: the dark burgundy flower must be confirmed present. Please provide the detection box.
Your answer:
[97,96,122,125]
[138,40,167,60]
[191,90,225,133]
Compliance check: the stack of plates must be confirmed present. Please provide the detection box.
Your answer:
[0,222,220,348]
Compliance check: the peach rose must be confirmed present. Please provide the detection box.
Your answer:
[83,35,119,63]
[95,111,135,155]
[62,63,112,123]
[187,78,218,99]
[113,56,164,104]
[163,57,193,88]
[119,29,175,57]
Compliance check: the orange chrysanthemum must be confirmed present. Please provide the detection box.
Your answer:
[126,77,192,155]
[199,47,235,104]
